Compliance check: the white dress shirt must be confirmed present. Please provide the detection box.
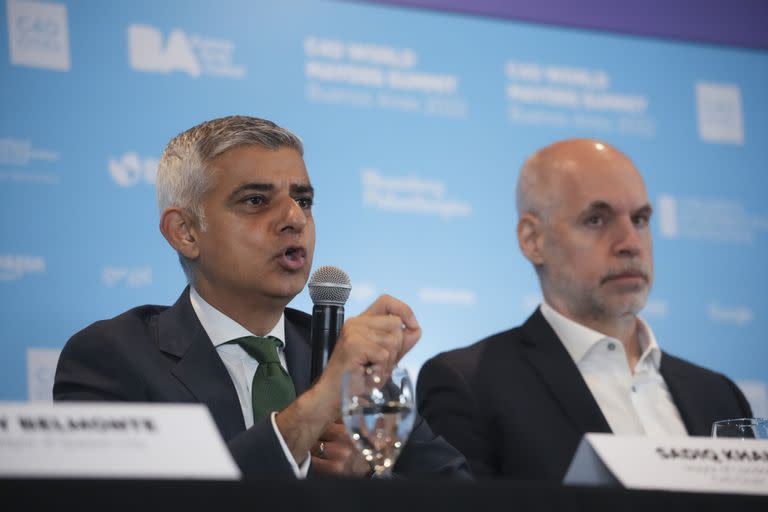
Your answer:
[540,302,688,436]
[189,287,310,477]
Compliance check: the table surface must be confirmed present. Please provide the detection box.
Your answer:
[1,477,766,511]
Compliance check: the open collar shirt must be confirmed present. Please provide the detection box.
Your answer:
[540,302,688,436]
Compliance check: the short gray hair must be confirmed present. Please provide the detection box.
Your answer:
[155,115,304,280]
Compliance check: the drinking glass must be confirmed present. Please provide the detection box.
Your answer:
[711,418,768,439]
[341,365,416,476]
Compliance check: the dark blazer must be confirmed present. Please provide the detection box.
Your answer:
[54,287,470,479]
[416,308,753,481]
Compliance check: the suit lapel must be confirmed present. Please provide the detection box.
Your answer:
[284,309,313,395]
[660,355,707,435]
[520,309,612,435]
[155,287,246,440]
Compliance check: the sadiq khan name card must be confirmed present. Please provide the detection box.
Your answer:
[565,433,767,495]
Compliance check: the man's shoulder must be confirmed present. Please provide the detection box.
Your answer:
[660,351,732,382]
[423,323,527,373]
[65,303,171,350]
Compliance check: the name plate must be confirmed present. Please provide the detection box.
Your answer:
[0,402,241,479]
[564,433,768,495]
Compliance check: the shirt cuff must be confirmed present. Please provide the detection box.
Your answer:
[270,411,311,478]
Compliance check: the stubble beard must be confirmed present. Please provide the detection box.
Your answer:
[546,272,651,325]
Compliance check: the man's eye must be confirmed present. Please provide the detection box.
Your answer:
[633,215,649,227]
[244,195,265,206]
[296,197,313,209]
[585,215,603,227]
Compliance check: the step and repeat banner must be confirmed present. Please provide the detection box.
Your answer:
[1,0,767,413]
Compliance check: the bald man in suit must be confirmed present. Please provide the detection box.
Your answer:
[417,139,751,480]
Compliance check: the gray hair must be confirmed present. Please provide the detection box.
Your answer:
[155,115,304,281]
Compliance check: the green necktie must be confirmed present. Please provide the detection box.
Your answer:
[233,336,296,422]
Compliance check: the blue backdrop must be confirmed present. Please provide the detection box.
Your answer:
[1,0,766,415]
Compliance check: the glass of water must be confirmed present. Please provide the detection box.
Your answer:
[712,418,768,439]
[341,365,416,476]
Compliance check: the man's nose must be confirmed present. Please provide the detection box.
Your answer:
[277,196,307,233]
[613,217,643,257]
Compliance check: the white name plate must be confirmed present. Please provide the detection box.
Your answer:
[564,433,768,495]
[0,402,241,480]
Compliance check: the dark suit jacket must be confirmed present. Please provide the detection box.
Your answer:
[416,308,753,481]
[54,287,470,479]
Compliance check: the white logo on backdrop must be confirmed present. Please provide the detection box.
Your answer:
[0,137,60,184]
[362,168,471,219]
[736,380,768,418]
[108,152,158,187]
[657,194,766,243]
[707,303,752,326]
[127,24,245,78]
[418,288,476,306]
[101,266,153,288]
[304,36,466,118]
[521,293,541,312]
[349,282,377,303]
[695,82,744,145]
[0,137,59,165]
[6,0,70,71]
[0,254,45,281]
[643,299,668,318]
[27,348,61,401]
[504,60,655,137]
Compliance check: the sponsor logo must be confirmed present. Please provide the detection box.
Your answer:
[0,137,59,165]
[657,194,679,239]
[0,254,45,281]
[0,137,60,184]
[521,293,541,312]
[657,194,765,243]
[736,380,768,418]
[504,60,655,137]
[707,303,752,326]
[127,24,245,78]
[418,288,476,306]
[695,82,744,145]
[362,168,471,219]
[101,266,152,288]
[26,348,61,401]
[7,0,70,71]
[349,282,377,303]
[108,152,158,187]
[643,299,668,318]
[304,36,466,118]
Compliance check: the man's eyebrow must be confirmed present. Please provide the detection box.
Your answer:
[583,200,614,214]
[633,204,654,216]
[227,183,273,200]
[581,201,654,216]
[290,183,314,195]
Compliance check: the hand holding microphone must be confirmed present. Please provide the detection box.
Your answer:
[304,266,421,477]
[308,265,421,385]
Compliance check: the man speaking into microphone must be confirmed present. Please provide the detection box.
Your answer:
[53,115,469,480]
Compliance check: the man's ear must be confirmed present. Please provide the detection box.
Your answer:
[517,212,545,266]
[159,207,200,261]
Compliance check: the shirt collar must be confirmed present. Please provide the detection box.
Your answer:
[539,301,661,369]
[189,287,286,348]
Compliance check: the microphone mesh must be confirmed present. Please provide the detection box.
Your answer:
[308,265,352,306]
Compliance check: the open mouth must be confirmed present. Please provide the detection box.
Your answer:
[278,247,307,271]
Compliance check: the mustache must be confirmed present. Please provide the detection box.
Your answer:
[600,265,650,285]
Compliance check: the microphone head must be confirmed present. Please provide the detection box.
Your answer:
[308,265,352,306]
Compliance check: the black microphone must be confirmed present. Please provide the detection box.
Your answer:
[308,265,351,382]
